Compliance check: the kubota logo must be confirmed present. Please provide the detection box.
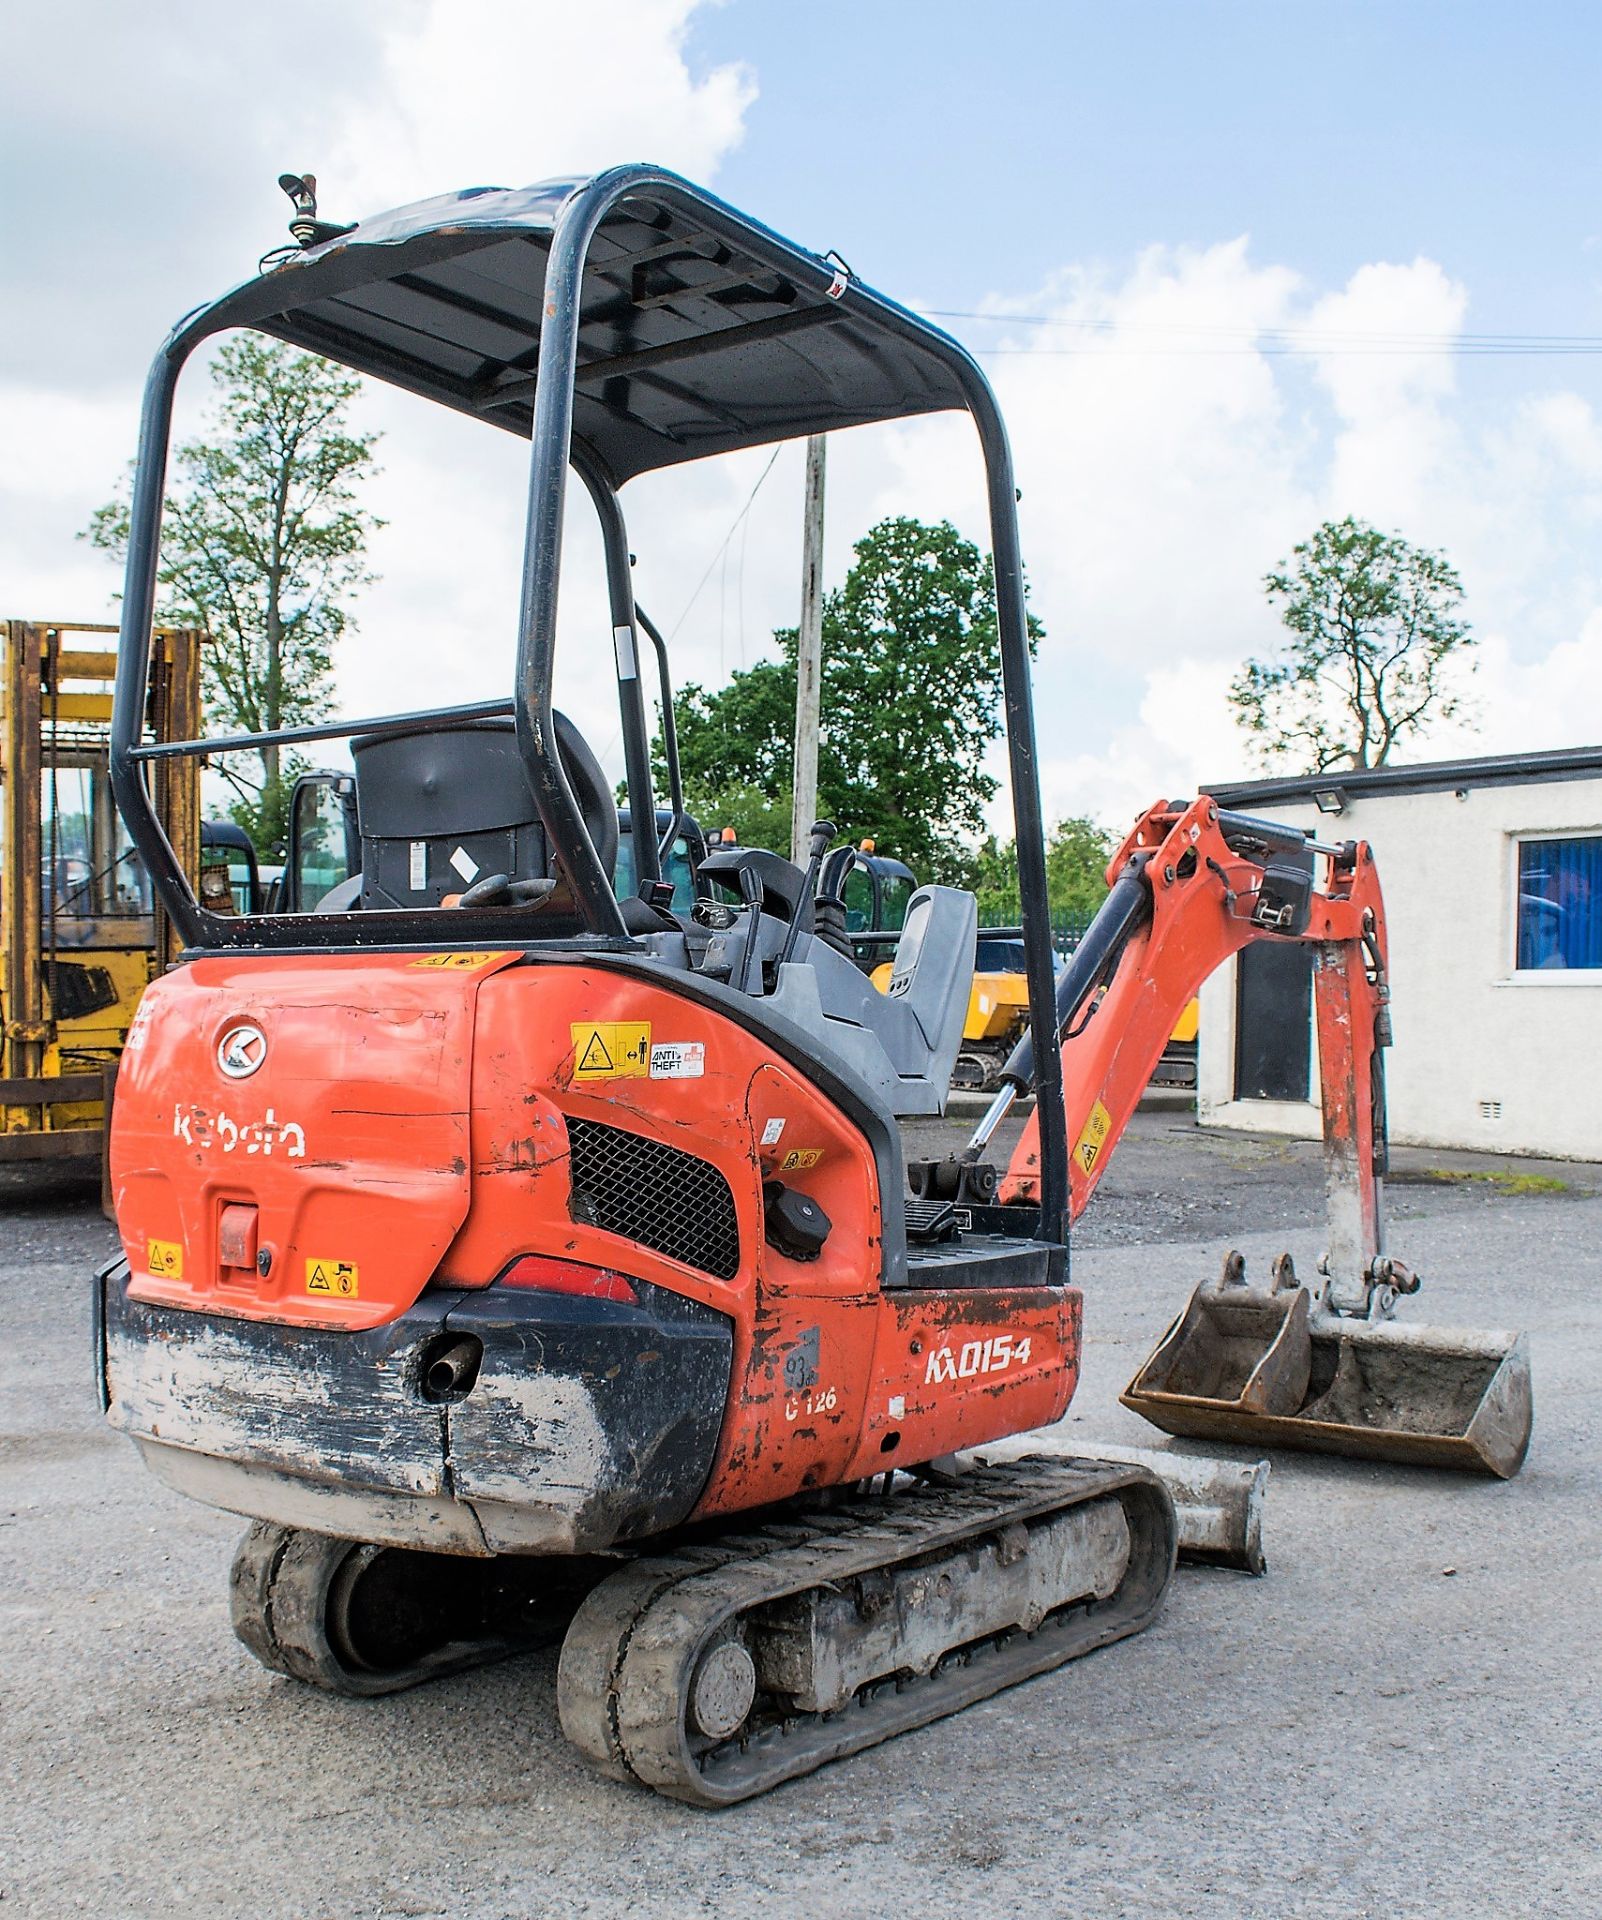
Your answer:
[217,1022,267,1080]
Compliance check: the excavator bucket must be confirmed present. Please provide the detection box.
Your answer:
[1122,1253,1533,1478]
[1122,865,1531,1480]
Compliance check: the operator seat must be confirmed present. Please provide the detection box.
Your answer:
[348,713,620,914]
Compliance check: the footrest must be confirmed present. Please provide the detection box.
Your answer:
[903,1198,960,1244]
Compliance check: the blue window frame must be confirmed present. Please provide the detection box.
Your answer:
[1516,836,1602,971]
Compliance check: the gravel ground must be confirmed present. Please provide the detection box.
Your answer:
[2,1113,1598,1919]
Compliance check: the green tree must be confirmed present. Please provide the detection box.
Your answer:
[971,816,1116,928]
[667,516,1039,881]
[1231,516,1477,772]
[694,781,794,854]
[1045,814,1118,921]
[85,336,381,852]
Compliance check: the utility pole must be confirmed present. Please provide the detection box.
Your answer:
[791,434,826,865]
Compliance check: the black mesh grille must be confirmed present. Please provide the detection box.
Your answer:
[565,1117,741,1281]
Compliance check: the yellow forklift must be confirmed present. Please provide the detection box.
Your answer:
[1,618,204,1182]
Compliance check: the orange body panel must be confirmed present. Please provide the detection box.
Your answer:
[109,949,1084,1521]
[111,950,521,1330]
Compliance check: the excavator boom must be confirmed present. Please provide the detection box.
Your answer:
[966,795,1531,1477]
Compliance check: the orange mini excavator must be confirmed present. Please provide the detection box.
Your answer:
[97,169,1530,1805]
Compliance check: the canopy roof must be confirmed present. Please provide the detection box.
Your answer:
[173,171,976,485]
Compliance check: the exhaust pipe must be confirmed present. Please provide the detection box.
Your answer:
[422,1336,482,1401]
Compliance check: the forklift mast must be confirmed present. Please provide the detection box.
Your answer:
[1,618,201,1172]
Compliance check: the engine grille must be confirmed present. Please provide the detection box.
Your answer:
[565,1116,741,1281]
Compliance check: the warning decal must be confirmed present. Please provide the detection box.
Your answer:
[306,1258,359,1299]
[1074,1099,1113,1176]
[146,1237,183,1280]
[407,952,514,971]
[781,1147,824,1172]
[571,1021,651,1080]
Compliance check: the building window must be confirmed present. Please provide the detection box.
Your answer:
[1516,836,1602,971]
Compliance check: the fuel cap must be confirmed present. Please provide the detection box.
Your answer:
[763,1180,832,1261]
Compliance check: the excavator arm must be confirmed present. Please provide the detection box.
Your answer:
[988,796,1392,1304]
[954,793,1531,1478]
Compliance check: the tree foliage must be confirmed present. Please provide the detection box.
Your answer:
[666,517,1039,882]
[1230,516,1476,772]
[971,816,1116,929]
[86,336,380,851]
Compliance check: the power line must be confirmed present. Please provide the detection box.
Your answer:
[667,444,786,644]
[920,307,1602,357]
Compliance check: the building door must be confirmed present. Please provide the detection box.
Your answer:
[1234,939,1314,1101]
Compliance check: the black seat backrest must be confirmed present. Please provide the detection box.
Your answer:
[351,715,616,910]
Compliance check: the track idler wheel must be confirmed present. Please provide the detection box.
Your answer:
[229,1523,591,1696]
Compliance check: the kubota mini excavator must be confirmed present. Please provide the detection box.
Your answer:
[96,168,1530,1807]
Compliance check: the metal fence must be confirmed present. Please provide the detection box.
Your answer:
[976,911,1093,958]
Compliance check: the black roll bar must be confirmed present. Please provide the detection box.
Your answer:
[635,605,689,865]
[111,351,202,948]
[513,175,630,938]
[131,696,516,763]
[111,162,1071,1245]
[573,448,659,888]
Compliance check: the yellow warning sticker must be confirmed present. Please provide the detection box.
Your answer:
[146,1237,183,1280]
[407,952,514,971]
[570,1021,651,1080]
[780,1147,824,1171]
[1074,1099,1113,1176]
[306,1258,359,1299]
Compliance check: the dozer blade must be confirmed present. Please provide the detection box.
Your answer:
[1122,1253,1533,1479]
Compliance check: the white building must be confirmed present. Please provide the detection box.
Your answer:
[1196,747,1602,1162]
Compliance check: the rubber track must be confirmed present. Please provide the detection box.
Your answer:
[558,1456,1177,1805]
[228,1523,529,1697]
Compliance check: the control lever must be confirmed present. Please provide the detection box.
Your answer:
[733,860,767,994]
[777,820,837,967]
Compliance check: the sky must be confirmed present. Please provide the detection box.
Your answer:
[5,0,1602,836]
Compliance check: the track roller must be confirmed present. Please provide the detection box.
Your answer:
[557,1457,1176,1805]
[229,1523,595,1696]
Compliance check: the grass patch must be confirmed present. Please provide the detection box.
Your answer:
[1399,1167,1571,1196]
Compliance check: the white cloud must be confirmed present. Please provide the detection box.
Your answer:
[1310,259,1468,525]
[870,244,1602,832]
[330,0,756,214]
[8,9,1602,860]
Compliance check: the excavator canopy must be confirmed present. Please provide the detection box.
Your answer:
[159,175,975,484]
[112,165,1074,1241]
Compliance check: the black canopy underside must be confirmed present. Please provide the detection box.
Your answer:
[172,175,974,485]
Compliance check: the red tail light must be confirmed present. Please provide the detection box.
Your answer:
[497,1254,638,1303]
